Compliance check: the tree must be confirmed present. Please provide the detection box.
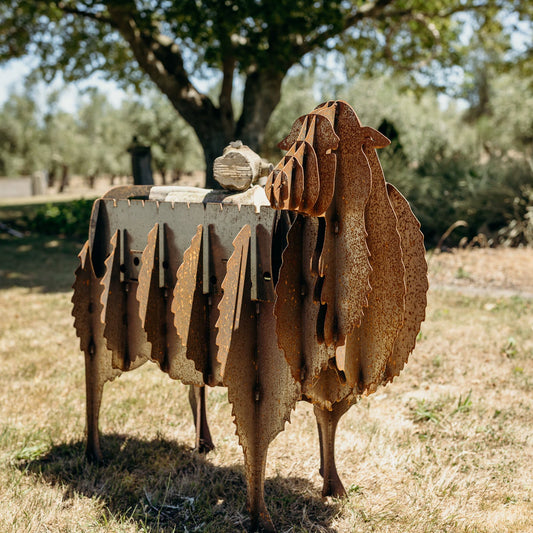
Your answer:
[76,89,130,183]
[0,87,44,176]
[42,95,84,191]
[0,1,531,187]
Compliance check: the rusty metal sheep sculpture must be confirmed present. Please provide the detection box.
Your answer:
[72,100,428,532]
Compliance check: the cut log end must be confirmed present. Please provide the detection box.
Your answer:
[214,142,272,191]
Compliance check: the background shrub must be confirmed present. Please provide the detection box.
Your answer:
[25,199,94,239]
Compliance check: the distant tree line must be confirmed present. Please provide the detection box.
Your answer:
[0,85,204,186]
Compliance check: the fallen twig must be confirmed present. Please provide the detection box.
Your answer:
[0,222,24,238]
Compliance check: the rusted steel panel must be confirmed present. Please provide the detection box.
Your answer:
[223,244,299,531]
[170,224,208,385]
[302,363,354,412]
[99,229,152,372]
[275,114,339,217]
[300,216,336,384]
[137,223,170,369]
[383,183,428,383]
[308,104,339,217]
[328,101,373,343]
[72,242,122,462]
[73,242,107,360]
[172,225,203,343]
[100,229,130,371]
[343,130,406,394]
[216,224,251,378]
[274,215,304,382]
[318,205,337,347]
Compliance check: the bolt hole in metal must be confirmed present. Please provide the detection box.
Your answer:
[263,271,272,281]
[210,275,217,285]
[162,260,169,269]
[133,256,140,266]
[119,264,126,273]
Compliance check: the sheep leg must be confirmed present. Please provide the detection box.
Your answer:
[84,349,108,463]
[314,398,351,497]
[245,445,275,533]
[188,384,215,453]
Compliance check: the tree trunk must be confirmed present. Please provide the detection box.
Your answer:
[165,70,284,189]
[236,69,285,152]
[59,164,69,193]
[159,91,232,189]
[196,124,230,189]
[106,6,285,189]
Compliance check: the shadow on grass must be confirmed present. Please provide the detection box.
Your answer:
[0,234,82,293]
[19,434,339,532]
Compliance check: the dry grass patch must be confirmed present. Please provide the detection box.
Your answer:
[1,237,532,532]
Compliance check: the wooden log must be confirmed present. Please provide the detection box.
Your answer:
[214,141,272,191]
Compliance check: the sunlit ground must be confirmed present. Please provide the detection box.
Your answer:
[0,232,532,532]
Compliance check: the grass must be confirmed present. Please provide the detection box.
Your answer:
[1,228,532,532]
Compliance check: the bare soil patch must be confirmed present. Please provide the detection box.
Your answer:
[428,247,533,297]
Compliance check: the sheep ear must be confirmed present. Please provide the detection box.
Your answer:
[278,115,308,150]
[362,127,391,149]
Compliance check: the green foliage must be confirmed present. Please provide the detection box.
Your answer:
[25,199,94,238]
[498,185,533,247]
[411,391,473,425]
[330,75,533,248]
[14,442,50,462]
[477,73,533,157]
[413,399,441,423]
[2,1,529,93]
[451,390,472,416]
[74,89,130,177]
[501,337,518,359]
[0,90,44,176]
[388,150,533,247]
[0,85,203,183]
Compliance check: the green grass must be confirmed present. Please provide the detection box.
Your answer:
[1,232,532,532]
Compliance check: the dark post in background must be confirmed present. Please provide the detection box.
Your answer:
[128,136,154,185]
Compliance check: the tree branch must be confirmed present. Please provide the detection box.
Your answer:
[437,2,496,19]
[104,0,218,126]
[296,0,493,57]
[296,0,397,55]
[56,1,113,25]
[382,12,442,72]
